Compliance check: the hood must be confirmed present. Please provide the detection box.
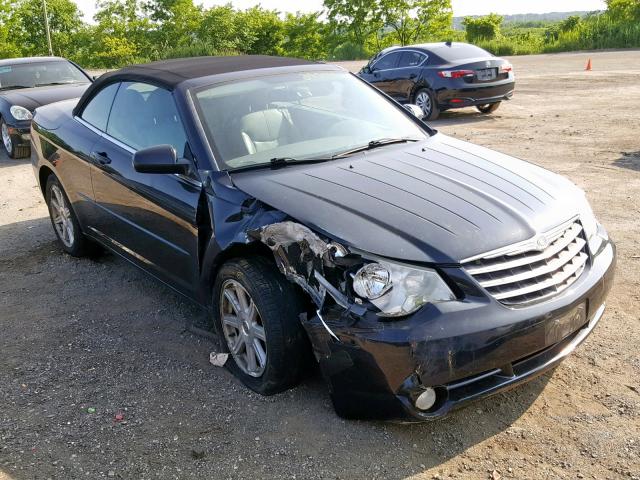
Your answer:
[1,83,90,111]
[230,133,583,264]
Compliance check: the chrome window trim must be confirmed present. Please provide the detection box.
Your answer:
[371,49,428,72]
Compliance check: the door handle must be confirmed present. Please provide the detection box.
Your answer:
[91,151,111,165]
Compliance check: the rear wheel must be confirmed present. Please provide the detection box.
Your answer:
[45,175,94,257]
[414,89,440,120]
[476,102,501,114]
[1,119,29,159]
[212,257,309,395]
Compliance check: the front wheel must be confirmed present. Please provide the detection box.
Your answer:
[414,89,440,120]
[476,102,501,114]
[1,119,29,159]
[212,257,310,395]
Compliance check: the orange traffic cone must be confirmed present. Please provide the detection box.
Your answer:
[585,58,592,71]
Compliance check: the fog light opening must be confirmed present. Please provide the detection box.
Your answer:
[415,387,437,411]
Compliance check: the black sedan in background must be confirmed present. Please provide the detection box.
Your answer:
[358,42,515,119]
[30,56,614,421]
[0,56,92,158]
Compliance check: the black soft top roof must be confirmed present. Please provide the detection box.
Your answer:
[74,55,318,115]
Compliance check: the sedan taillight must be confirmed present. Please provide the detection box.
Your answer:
[499,63,513,73]
[437,70,474,79]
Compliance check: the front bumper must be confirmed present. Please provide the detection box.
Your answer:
[6,122,31,146]
[304,240,616,421]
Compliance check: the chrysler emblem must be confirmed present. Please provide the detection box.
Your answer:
[536,235,549,250]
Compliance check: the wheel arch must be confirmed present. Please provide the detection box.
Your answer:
[38,165,55,196]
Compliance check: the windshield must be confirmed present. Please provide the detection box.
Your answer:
[0,61,89,90]
[193,71,429,170]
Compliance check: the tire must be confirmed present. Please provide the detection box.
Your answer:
[212,256,310,395]
[45,175,94,257]
[414,88,440,120]
[476,102,501,114]
[1,119,30,159]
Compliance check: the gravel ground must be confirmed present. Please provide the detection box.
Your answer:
[1,49,640,480]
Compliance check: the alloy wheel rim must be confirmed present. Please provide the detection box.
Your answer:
[1,123,12,153]
[50,184,75,247]
[220,279,267,377]
[415,92,432,116]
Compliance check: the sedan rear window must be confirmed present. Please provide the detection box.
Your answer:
[432,44,492,62]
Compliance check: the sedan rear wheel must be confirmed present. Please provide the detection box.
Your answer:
[414,89,440,120]
[45,175,94,257]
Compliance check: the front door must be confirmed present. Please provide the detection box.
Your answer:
[89,81,202,296]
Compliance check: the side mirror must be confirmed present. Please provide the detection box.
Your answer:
[361,65,371,74]
[404,103,425,119]
[133,144,190,175]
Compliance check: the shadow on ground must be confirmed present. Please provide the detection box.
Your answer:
[0,217,550,479]
[613,151,640,171]
[430,109,498,127]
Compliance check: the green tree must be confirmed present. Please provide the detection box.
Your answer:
[197,4,240,52]
[13,0,83,56]
[92,0,152,62]
[281,12,328,59]
[559,15,581,32]
[606,0,640,20]
[462,13,503,43]
[324,0,383,51]
[236,6,284,55]
[379,0,453,46]
[0,0,21,57]
[143,0,202,49]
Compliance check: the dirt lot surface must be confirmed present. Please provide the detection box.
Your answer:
[1,50,639,480]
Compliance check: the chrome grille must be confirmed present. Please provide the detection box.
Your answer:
[463,221,588,306]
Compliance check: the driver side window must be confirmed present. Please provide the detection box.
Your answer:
[372,52,401,71]
[106,82,188,158]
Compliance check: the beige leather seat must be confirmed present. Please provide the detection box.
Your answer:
[240,109,295,155]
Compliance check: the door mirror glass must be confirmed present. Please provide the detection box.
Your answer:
[404,104,425,118]
[361,65,371,74]
[133,144,190,174]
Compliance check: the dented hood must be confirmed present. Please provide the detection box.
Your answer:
[230,133,583,264]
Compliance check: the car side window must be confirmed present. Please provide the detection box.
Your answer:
[399,51,427,68]
[80,83,119,131]
[373,52,401,71]
[106,81,188,158]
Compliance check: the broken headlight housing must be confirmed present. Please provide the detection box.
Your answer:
[352,260,455,317]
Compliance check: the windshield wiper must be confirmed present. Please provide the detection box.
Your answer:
[332,137,421,158]
[0,85,31,91]
[34,81,79,87]
[229,156,334,173]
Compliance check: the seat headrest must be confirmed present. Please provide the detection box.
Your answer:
[240,109,285,142]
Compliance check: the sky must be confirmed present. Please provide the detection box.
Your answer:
[71,0,607,23]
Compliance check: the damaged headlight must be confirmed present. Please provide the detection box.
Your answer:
[577,195,608,255]
[352,260,455,317]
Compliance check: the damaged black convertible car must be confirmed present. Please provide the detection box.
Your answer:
[31,56,615,421]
